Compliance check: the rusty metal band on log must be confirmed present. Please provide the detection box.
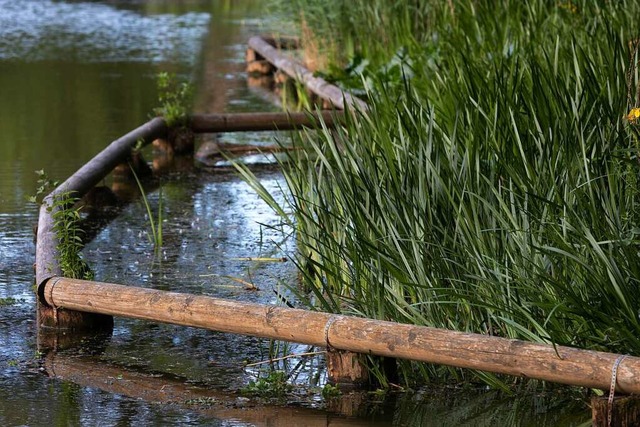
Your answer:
[247,36,368,111]
[42,276,640,394]
[190,111,343,133]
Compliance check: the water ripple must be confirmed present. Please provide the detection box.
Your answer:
[0,0,210,63]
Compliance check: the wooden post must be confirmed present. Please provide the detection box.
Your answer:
[247,59,276,75]
[326,349,369,388]
[592,395,640,427]
[42,277,640,394]
[247,36,368,111]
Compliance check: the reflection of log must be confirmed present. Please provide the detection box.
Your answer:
[44,277,640,395]
[44,353,375,427]
[190,111,342,133]
[248,36,367,111]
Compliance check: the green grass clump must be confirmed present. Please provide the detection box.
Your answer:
[50,190,94,280]
[246,0,640,388]
[154,71,193,128]
[241,370,292,398]
[32,170,93,280]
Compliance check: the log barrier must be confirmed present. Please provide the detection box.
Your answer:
[35,112,339,290]
[40,276,640,396]
[35,111,341,333]
[247,36,368,111]
[35,117,168,287]
[31,71,639,421]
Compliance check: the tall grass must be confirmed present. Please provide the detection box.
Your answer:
[253,0,640,387]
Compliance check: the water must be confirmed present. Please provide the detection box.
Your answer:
[0,1,591,425]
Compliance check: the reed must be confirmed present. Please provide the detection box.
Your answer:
[129,164,163,252]
[253,0,640,387]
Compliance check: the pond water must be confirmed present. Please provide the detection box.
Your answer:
[0,1,591,425]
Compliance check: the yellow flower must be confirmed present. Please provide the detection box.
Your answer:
[626,108,640,123]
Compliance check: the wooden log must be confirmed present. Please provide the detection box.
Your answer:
[43,277,640,394]
[260,35,300,50]
[190,111,343,133]
[592,395,640,426]
[248,36,368,111]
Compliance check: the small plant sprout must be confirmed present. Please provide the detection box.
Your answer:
[129,163,163,253]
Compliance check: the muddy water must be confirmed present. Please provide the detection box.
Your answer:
[0,1,591,426]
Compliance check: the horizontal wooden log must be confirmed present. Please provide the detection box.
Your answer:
[43,277,640,394]
[190,111,343,133]
[248,36,368,111]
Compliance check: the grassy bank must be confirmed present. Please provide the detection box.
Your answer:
[255,0,640,388]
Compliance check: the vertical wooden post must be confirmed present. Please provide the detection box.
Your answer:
[592,395,640,427]
[153,127,195,155]
[326,348,370,388]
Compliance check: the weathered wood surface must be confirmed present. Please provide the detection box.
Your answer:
[190,111,343,133]
[326,349,369,387]
[44,277,640,394]
[247,36,368,111]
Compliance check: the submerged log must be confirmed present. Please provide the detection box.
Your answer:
[248,36,367,111]
[42,277,640,394]
[195,139,294,167]
[190,111,343,133]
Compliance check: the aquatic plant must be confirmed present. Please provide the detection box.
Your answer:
[51,190,94,280]
[154,71,193,128]
[249,0,640,389]
[129,164,163,252]
[0,297,16,306]
[31,170,93,280]
[241,370,292,398]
